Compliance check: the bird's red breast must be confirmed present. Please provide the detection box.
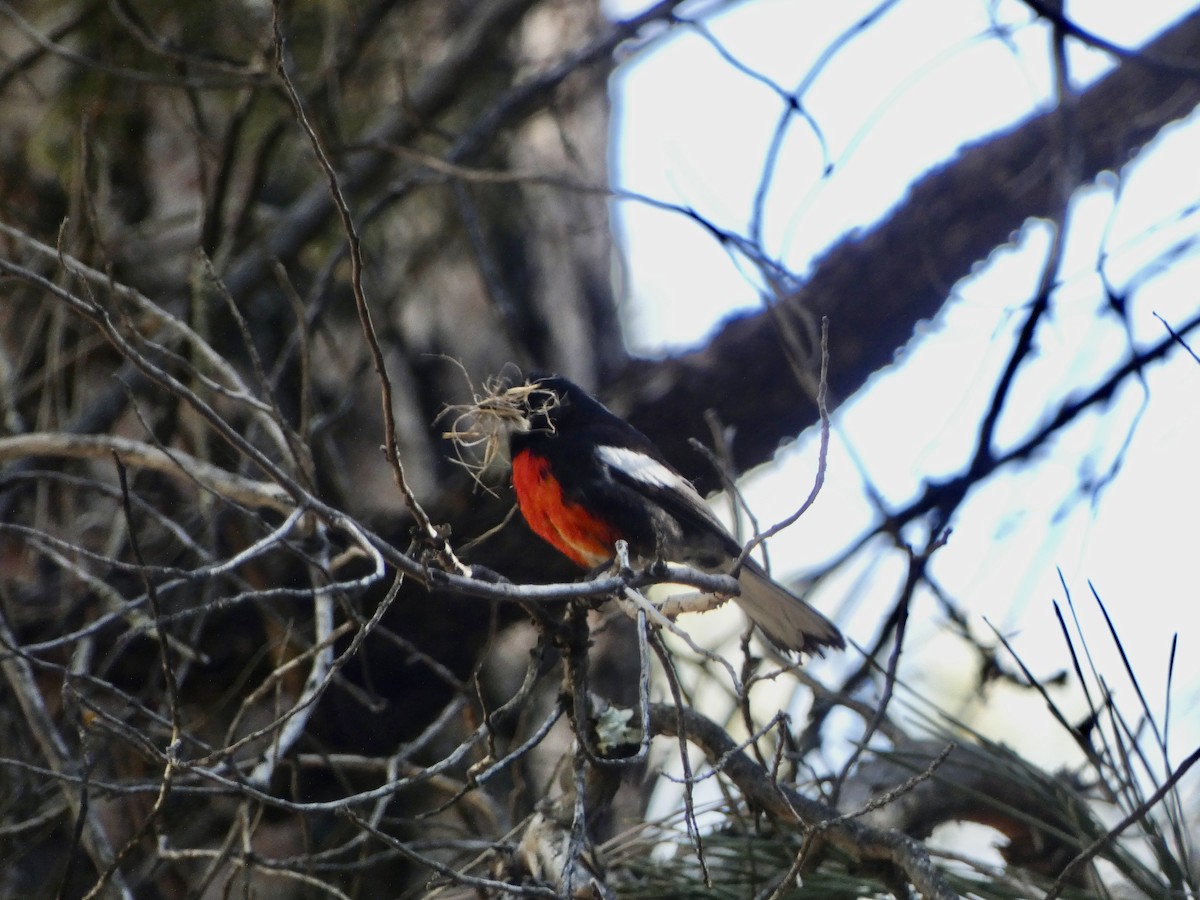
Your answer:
[511,447,622,569]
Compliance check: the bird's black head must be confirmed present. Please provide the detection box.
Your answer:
[441,372,619,481]
[505,373,618,448]
[520,374,585,432]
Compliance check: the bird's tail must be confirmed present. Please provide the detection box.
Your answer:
[734,562,844,656]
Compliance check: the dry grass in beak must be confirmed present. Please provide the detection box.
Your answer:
[439,377,560,490]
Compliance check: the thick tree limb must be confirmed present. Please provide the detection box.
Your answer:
[647,704,958,900]
[616,10,1200,491]
[0,433,293,511]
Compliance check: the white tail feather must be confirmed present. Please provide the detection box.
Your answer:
[734,566,843,656]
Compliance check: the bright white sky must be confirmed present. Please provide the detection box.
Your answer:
[604,0,1200,791]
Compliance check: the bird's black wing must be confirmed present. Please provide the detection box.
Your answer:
[587,430,742,566]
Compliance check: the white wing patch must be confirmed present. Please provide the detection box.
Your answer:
[597,445,697,496]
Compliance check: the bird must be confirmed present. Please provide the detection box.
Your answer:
[499,373,843,657]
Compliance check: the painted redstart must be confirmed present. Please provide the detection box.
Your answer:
[502,374,843,656]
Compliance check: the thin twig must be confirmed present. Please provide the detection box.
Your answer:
[651,633,711,888]
[735,317,832,573]
[648,704,959,900]
[0,608,134,898]
[270,1,456,566]
[1045,744,1200,900]
[112,453,182,731]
